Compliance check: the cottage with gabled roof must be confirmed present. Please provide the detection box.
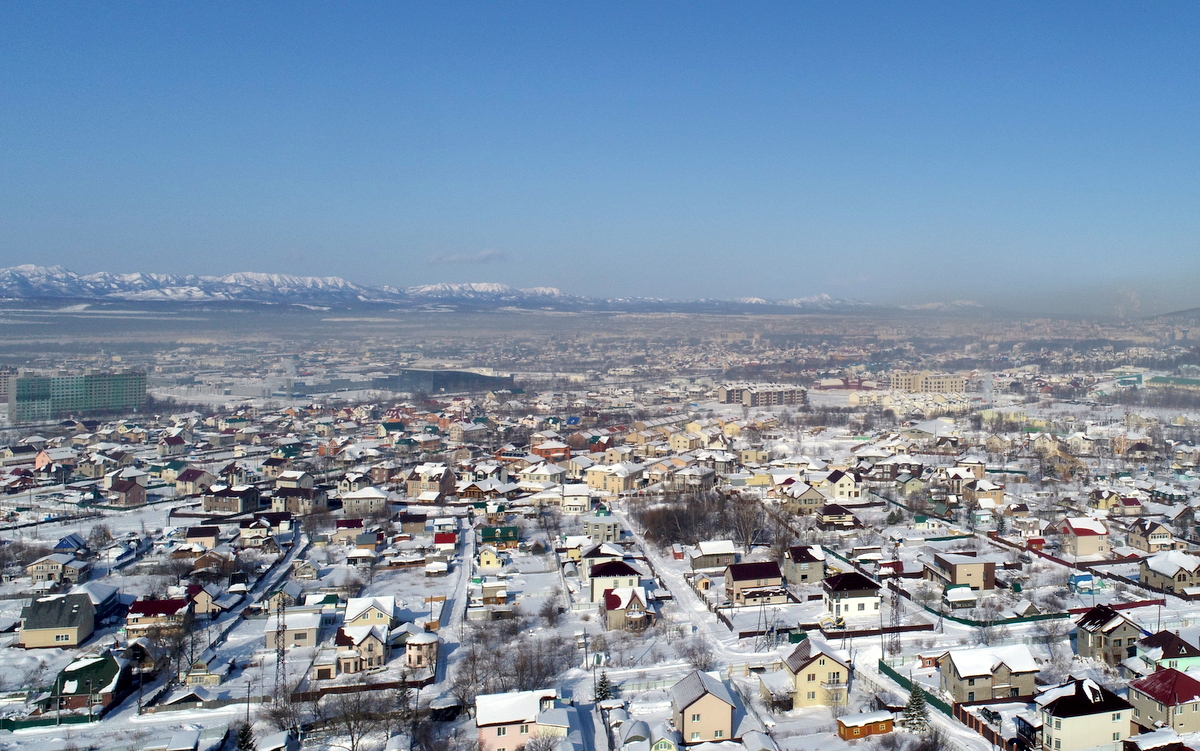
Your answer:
[937,644,1039,702]
[1056,517,1111,557]
[760,636,850,709]
[1140,551,1200,594]
[1075,604,1143,666]
[19,593,95,648]
[670,670,737,745]
[589,560,642,602]
[1129,668,1200,734]
[1037,679,1132,751]
[724,562,787,605]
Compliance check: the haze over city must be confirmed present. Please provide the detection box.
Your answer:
[3,3,1200,315]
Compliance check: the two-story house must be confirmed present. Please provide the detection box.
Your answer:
[1037,679,1132,751]
[1075,605,1143,666]
[938,644,1039,702]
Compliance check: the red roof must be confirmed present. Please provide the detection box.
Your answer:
[128,598,190,617]
[434,532,457,544]
[336,519,364,529]
[1131,668,1200,706]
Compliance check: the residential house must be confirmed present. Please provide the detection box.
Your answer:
[175,468,216,496]
[1135,631,1200,673]
[589,560,643,602]
[19,593,95,648]
[1128,520,1183,554]
[670,671,737,744]
[27,553,83,584]
[780,483,828,515]
[480,526,520,550]
[345,596,398,628]
[1056,518,1112,558]
[724,562,788,606]
[1140,551,1200,594]
[603,586,652,631]
[341,486,391,517]
[1037,679,1132,751]
[581,514,621,544]
[184,526,220,550]
[822,572,881,619]
[263,612,321,649]
[923,552,996,591]
[406,463,457,503]
[125,599,191,638]
[202,484,261,514]
[334,624,389,673]
[475,688,559,751]
[938,644,1039,702]
[43,651,128,713]
[1128,668,1200,734]
[783,545,826,584]
[760,636,850,708]
[1076,605,1143,666]
[689,540,737,571]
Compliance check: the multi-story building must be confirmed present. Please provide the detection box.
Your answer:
[1036,679,1132,751]
[9,369,146,424]
[889,370,967,393]
[717,383,806,407]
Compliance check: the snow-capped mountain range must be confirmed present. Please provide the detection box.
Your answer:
[0,265,975,315]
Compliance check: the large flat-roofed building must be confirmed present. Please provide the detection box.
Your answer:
[9,369,146,423]
[888,371,967,393]
[718,383,806,407]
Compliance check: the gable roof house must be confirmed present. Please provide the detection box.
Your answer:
[1128,668,1200,734]
[1140,551,1200,594]
[1036,679,1133,751]
[20,593,95,648]
[670,670,738,745]
[589,560,643,603]
[1056,517,1111,558]
[475,688,559,751]
[938,644,1039,703]
[1075,605,1144,666]
[760,636,850,709]
[724,562,788,606]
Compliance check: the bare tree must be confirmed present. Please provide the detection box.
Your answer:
[681,636,715,671]
[322,688,387,751]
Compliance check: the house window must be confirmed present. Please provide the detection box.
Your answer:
[828,672,840,682]
[497,728,507,737]
[520,725,529,735]
[691,733,701,741]
[1055,741,1060,750]
[808,673,816,682]
[807,692,816,700]
[1111,713,1120,721]
[1055,720,1061,730]
[55,634,70,643]
[968,692,975,702]
[1113,733,1121,741]
[858,603,865,611]
[714,731,723,739]
[691,714,701,722]
[968,678,976,686]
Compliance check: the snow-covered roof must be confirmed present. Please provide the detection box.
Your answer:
[475,688,558,727]
[946,644,1038,677]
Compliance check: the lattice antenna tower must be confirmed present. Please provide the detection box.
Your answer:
[887,542,903,655]
[275,598,287,700]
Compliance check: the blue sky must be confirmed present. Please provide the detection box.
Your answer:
[2,3,1199,311]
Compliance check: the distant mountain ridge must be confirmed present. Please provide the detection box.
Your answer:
[0,264,972,315]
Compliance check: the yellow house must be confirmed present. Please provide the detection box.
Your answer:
[761,638,849,708]
[478,545,503,568]
[670,671,736,744]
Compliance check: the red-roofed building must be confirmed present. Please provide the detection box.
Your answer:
[434,532,457,552]
[1056,517,1111,557]
[125,598,191,637]
[1129,669,1200,733]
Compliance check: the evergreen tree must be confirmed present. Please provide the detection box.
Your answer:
[904,686,929,733]
[595,670,612,701]
[234,722,256,751]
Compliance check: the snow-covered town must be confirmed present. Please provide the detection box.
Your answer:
[4,318,1200,751]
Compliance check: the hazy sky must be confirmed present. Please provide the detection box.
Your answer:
[3,3,1199,311]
